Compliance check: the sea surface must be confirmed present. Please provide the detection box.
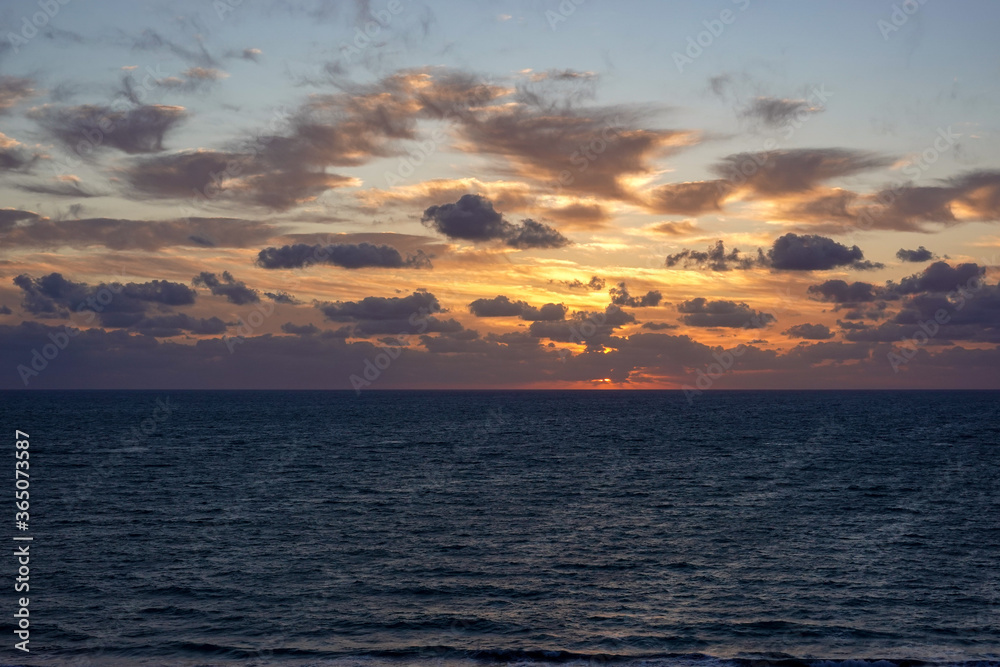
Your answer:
[2,390,999,667]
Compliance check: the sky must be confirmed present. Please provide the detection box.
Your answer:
[1,0,999,390]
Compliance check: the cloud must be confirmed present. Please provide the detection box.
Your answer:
[192,271,259,305]
[256,243,431,269]
[807,279,886,304]
[31,103,186,154]
[0,76,35,113]
[640,321,678,331]
[713,148,892,196]
[456,101,694,202]
[844,281,1000,344]
[0,208,42,232]
[156,67,229,93]
[0,215,278,250]
[784,170,1000,233]
[281,322,320,335]
[120,313,227,337]
[422,194,570,249]
[265,292,299,304]
[124,149,354,210]
[126,29,218,68]
[609,282,662,307]
[319,291,440,322]
[11,273,213,336]
[0,133,39,172]
[666,240,766,271]
[740,96,823,128]
[528,304,636,348]
[468,295,567,321]
[767,233,883,271]
[893,261,985,295]
[561,276,605,291]
[645,181,727,215]
[677,298,775,328]
[896,246,935,262]
[651,220,700,236]
[783,323,834,340]
[16,174,100,197]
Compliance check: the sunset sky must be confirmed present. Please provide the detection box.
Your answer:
[1,0,999,389]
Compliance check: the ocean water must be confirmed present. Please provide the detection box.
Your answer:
[3,390,999,667]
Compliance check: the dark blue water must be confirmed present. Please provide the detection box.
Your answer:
[3,391,999,666]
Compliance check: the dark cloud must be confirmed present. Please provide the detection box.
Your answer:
[265,292,299,304]
[666,240,766,271]
[896,246,935,262]
[808,279,885,304]
[256,243,431,270]
[768,233,883,271]
[0,208,42,232]
[783,323,834,340]
[740,97,822,128]
[561,276,605,291]
[0,215,278,250]
[677,298,775,329]
[192,272,259,305]
[319,291,440,322]
[845,282,1000,344]
[281,322,320,335]
[12,273,208,336]
[468,295,567,321]
[894,261,985,295]
[0,133,38,172]
[31,104,186,154]
[468,295,522,317]
[120,313,227,338]
[528,304,636,348]
[422,194,570,249]
[668,235,880,272]
[640,321,678,331]
[609,282,662,308]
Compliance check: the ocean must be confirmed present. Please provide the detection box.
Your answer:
[3,390,999,666]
